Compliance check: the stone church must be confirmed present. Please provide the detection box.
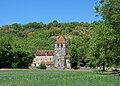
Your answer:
[31,36,70,68]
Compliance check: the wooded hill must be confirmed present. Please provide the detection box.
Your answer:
[0,21,96,68]
[0,0,120,69]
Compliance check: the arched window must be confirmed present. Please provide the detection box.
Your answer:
[61,44,63,47]
[58,64,60,67]
[57,44,59,48]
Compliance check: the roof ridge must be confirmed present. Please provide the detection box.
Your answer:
[56,36,66,44]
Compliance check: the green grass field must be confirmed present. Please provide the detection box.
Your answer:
[0,69,119,86]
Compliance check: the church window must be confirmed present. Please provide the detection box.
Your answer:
[57,44,59,48]
[61,44,63,47]
[58,64,60,67]
[45,52,48,56]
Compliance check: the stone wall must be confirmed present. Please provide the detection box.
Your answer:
[33,56,54,67]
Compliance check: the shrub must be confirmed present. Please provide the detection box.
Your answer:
[12,63,18,68]
[38,64,47,69]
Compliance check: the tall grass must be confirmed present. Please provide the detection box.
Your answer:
[0,70,119,86]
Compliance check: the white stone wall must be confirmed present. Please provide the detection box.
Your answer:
[33,56,54,67]
[66,59,71,68]
[54,43,68,68]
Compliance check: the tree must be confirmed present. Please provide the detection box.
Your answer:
[77,47,88,67]
[69,45,78,69]
[13,50,33,68]
[87,21,119,70]
[95,0,120,67]
[95,0,120,31]
[0,36,13,68]
[10,23,22,30]
[23,22,45,29]
[69,38,79,69]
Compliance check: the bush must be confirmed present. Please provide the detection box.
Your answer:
[12,63,18,68]
[38,64,47,69]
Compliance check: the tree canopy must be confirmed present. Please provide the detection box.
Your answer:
[0,0,120,69]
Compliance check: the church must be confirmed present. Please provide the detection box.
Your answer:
[31,36,71,68]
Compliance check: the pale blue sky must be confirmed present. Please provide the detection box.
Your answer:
[0,0,101,26]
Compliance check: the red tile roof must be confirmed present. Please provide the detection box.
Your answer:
[41,62,54,65]
[36,50,54,56]
[56,36,66,44]
[64,54,70,59]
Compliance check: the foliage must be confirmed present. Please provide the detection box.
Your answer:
[38,64,47,69]
[13,50,34,68]
[0,17,119,69]
[92,0,120,69]
[0,36,13,68]
[0,21,92,68]
[87,22,111,68]
[0,34,33,68]
[95,0,120,31]
[69,45,78,69]
[12,62,18,68]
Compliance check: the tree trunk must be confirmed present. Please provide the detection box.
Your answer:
[102,62,105,71]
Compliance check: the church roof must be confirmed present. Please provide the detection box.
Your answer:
[64,53,70,59]
[55,36,66,44]
[35,50,54,56]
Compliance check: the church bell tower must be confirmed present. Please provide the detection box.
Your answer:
[54,36,68,68]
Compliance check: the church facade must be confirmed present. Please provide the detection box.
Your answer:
[31,36,70,68]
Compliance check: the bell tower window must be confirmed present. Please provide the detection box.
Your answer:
[57,44,59,48]
[61,44,63,47]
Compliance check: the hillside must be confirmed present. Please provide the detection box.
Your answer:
[0,21,93,54]
[0,21,94,68]
[0,20,119,69]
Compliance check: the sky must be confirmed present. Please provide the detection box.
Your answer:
[0,0,101,26]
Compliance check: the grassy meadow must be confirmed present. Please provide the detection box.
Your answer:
[0,69,119,86]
